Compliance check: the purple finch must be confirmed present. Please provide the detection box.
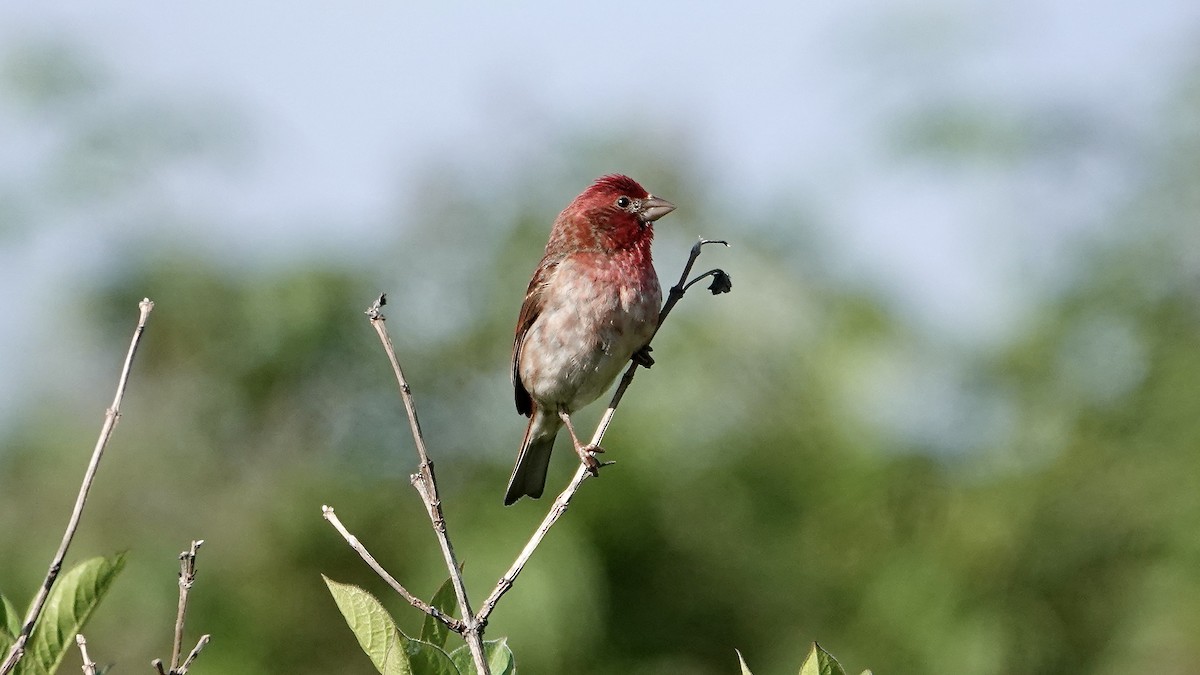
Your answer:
[504,175,674,505]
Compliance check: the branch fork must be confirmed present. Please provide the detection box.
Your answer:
[153,539,211,675]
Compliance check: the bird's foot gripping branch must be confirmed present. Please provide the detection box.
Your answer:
[322,206,730,674]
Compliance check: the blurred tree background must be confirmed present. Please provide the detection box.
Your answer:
[1,6,1199,675]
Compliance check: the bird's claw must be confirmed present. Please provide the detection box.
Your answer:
[580,454,601,477]
[632,345,655,368]
[576,443,605,476]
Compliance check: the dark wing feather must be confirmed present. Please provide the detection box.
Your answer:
[512,258,558,416]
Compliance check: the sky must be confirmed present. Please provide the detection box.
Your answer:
[1,0,1198,418]
[4,1,1193,223]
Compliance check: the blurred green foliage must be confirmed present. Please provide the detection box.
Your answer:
[2,38,1200,675]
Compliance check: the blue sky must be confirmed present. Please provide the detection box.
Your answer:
[6,1,1193,225]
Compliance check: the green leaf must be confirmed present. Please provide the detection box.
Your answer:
[323,575,411,675]
[20,553,126,675]
[449,638,514,675]
[1,593,21,638]
[420,577,457,649]
[736,648,754,675]
[404,637,460,675]
[799,642,846,675]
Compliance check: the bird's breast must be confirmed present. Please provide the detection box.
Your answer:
[518,252,661,412]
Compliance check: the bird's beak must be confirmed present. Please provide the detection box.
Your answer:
[638,195,676,223]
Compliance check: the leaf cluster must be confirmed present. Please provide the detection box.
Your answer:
[324,577,513,675]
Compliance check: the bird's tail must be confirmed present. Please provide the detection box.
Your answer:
[504,407,561,505]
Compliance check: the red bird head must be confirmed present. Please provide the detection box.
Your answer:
[546,174,676,254]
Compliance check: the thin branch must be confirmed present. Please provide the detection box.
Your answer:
[75,634,97,675]
[477,238,730,624]
[365,295,489,675]
[0,298,155,675]
[321,505,465,633]
[659,239,731,338]
[170,540,203,670]
[178,635,211,673]
[151,540,209,675]
[477,463,590,624]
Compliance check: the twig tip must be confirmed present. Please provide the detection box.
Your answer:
[365,294,388,319]
[707,269,733,295]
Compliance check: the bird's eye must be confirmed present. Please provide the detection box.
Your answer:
[616,196,631,209]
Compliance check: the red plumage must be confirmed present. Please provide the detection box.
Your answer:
[505,175,675,505]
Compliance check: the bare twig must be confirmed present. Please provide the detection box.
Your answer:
[0,298,155,675]
[178,635,211,673]
[151,638,210,675]
[477,238,730,624]
[477,463,590,624]
[151,635,209,675]
[366,295,489,675]
[151,540,210,675]
[654,239,732,347]
[75,634,97,675]
[321,505,466,633]
[171,540,202,670]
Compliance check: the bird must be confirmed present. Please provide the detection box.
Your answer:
[504,174,675,505]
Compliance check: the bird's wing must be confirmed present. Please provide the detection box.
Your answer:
[512,257,559,416]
